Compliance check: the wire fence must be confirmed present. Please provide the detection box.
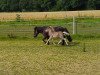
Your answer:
[0,17,100,55]
[0,17,100,38]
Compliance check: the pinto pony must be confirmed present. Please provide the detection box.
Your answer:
[45,26,69,45]
[34,26,72,45]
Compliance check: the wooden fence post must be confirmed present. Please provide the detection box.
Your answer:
[73,16,77,34]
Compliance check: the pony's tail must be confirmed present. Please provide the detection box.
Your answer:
[63,32,69,36]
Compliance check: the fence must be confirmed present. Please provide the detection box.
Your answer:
[0,17,100,38]
[72,17,100,35]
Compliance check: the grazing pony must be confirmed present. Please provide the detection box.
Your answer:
[34,26,72,45]
[45,26,69,45]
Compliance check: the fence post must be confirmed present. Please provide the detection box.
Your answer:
[73,16,77,34]
[83,43,86,52]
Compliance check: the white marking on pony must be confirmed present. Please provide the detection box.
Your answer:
[63,32,69,36]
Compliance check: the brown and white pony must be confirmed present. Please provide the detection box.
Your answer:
[45,26,69,45]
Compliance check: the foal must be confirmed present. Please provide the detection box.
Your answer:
[45,26,69,45]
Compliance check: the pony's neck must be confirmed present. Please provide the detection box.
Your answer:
[48,29,54,36]
[50,27,55,32]
[49,30,53,34]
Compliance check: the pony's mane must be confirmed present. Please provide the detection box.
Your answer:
[49,26,55,32]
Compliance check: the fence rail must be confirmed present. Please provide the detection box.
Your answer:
[0,17,100,38]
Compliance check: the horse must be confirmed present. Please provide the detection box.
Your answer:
[45,26,69,45]
[34,26,49,43]
[34,26,72,45]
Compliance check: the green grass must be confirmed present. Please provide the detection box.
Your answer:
[0,19,69,26]
[0,17,100,75]
[0,38,100,75]
[0,17,100,25]
[0,17,100,38]
[77,17,100,23]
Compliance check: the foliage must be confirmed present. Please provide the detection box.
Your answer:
[16,14,21,22]
[0,0,99,12]
[87,0,96,9]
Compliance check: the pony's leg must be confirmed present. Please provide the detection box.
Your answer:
[51,39,56,45]
[46,37,52,45]
[43,36,50,44]
[58,35,65,45]
[42,37,47,43]
[58,39,62,45]
[61,40,65,45]
[62,35,66,45]
[63,38,68,45]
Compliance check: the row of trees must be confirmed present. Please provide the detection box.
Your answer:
[0,0,100,12]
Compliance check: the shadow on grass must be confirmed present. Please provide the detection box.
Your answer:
[68,41,80,46]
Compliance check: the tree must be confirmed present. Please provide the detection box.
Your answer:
[0,0,8,11]
[19,0,34,11]
[95,0,100,9]
[54,0,63,11]
[8,0,20,11]
[87,0,96,9]
[36,0,56,11]
[60,0,87,11]
[77,0,87,10]
[0,0,99,12]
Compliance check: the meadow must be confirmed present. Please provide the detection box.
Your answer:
[0,17,100,38]
[0,11,100,75]
[0,10,100,21]
[0,39,100,75]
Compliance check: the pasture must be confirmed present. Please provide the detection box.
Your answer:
[0,10,100,21]
[0,13,100,75]
[0,39,100,75]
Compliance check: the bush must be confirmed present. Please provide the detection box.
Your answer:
[16,14,21,22]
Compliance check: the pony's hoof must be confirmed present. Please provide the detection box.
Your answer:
[66,44,69,46]
[47,42,50,45]
[46,43,49,45]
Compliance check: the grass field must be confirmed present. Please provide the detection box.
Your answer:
[0,10,100,21]
[0,17,100,38]
[0,38,100,75]
[0,12,100,75]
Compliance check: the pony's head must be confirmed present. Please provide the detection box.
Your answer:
[34,27,39,37]
[45,26,54,33]
[34,26,49,37]
[45,27,50,32]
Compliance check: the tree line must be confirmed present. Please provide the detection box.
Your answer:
[0,0,100,12]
